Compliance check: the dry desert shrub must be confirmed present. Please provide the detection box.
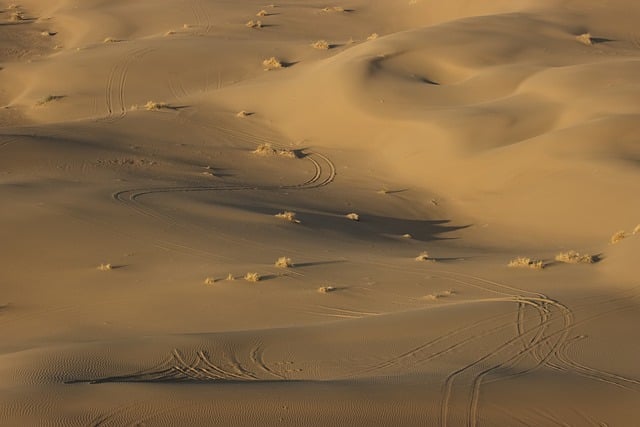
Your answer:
[97,263,112,271]
[311,40,330,50]
[345,213,360,221]
[256,9,268,16]
[423,290,455,301]
[262,57,283,70]
[321,6,345,12]
[236,110,251,118]
[415,251,433,262]
[103,37,123,43]
[244,272,261,282]
[246,20,262,28]
[275,257,293,268]
[633,224,640,235]
[226,273,235,281]
[275,211,301,223]
[508,257,544,270]
[144,101,171,111]
[610,230,626,244]
[318,286,336,293]
[36,95,64,106]
[252,143,296,158]
[576,33,593,46]
[204,277,216,285]
[367,33,379,40]
[402,234,413,239]
[555,250,595,264]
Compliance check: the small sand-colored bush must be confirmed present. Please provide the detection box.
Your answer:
[263,57,283,71]
[633,224,640,235]
[275,257,293,268]
[555,250,595,264]
[144,101,171,111]
[252,143,296,158]
[311,40,330,50]
[508,257,544,269]
[610,230,626,244]
[225,273,235,281]
[204,277,216,285]
[367,33,379,40]
[576,33,593,46]
[246,20,262,28]
[318,286,336,293]
[321,6,345,12]
[236,110,251,118]
[244,272,261,282]
[164,30,176,36]
[402,234,412,239]
[36,95,64,106]
[275,211,301,223]
[415,251,433,262]
[97,263,112,271]
[256,9,268,16]
[345,213,360,221]
[423,290,455,301]
[103,37,123,43]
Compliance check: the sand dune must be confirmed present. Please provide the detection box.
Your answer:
[1,0,639,425]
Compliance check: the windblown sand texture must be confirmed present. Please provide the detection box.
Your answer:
[1,0,640,425]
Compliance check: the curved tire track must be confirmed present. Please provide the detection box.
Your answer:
[102,48,153,123]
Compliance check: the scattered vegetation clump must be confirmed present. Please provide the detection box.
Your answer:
[262,57,283,71]
[226,273,235,281]
[97,263,112,271]
[244,272,261,282]
[318,286,336,293]
[275,257,293,268]
[236,110,252,118]
[204,277,216,285]
[311,40,330,50]
[275,211,301,223]
[555,250,595,264]
[36,95,65,106]
[423,290,455,301]
[246,20,262,28]
[576,33,593,46]
[252,143,296,158]
[103,37,123,43]
[321,6,345,12]
[415,251,433,262]
[256,9,268,16]
[345,213,360,221]
[508,257,544,269]
[610,230,626,244]
[367,33,379,40]
[144,101,171,111]
[633,224,640,235]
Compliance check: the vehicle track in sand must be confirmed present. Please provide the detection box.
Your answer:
[102,47,154,123]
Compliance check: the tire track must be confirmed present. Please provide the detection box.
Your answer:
[250,342,286,380]
[102,48,153,123]
[0,136,17,149]
[191,0,212,33]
